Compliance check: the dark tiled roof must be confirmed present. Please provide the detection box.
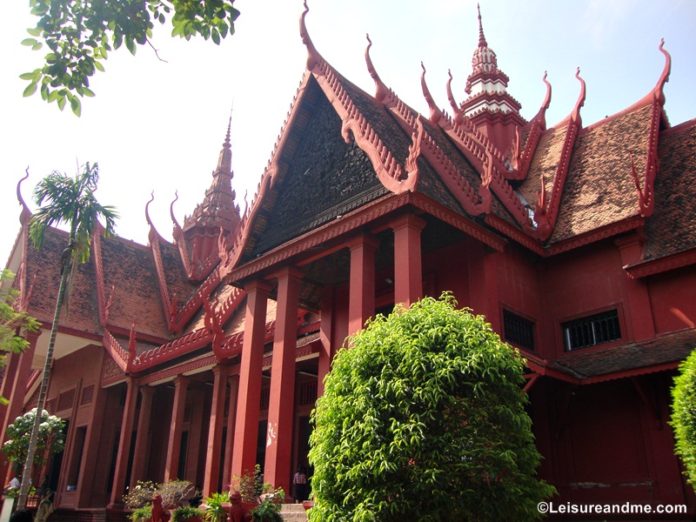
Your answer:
[550,104,653,243]
[643,119,696,260]
[159,240,197,305]
[551,328,696,379]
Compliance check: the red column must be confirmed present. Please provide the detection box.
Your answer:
[222,375,239,490]
[164,376,189,481]
[130,386,154,486]
[0,352,20,429]
[392,214,426,307]
[348,234,377,336]
[616,236,656,341]
[203,366,227,496]
[264,267,300,493]
[108,377,139,507]
[0,332,39,485]
[317,287,334,397]
[231,281,270,480]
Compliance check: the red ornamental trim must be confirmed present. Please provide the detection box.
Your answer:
[102,330,129,373]
[172,269,222,332]
[547,216,643,256]
[625,248,696,279]
[483,215,545,255]
[131,328,212,371]
[138,354,219,385]
[226,193,409,283]
[148,229,177,333]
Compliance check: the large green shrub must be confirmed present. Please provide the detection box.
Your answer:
[2,409,65,469]
[308,294,554,521]
[671,348,696,489]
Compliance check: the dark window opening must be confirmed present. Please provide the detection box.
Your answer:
[503,310,535,351]
[563,309,621,351]
[66,426,87,490]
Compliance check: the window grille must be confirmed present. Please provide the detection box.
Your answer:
[503,309,535,351]
[562,309,621,351]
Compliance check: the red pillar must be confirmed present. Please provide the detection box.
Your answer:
[317,287,334,397]
[348,234,377,336]
[231,281,270,480]
[164,376,189,482]
[0,333,39,483]
[616,236,656,341]
[108,377,139,507]
[203,366,227,496]
[222,375,239,490]
[264,267,300,493]
[0,352,20,430]
[130,386,154,486]
[391,214,426,307]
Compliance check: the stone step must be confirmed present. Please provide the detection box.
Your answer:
[280,503,308,522]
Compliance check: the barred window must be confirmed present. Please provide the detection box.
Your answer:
[503,309,535,351]
[562,309,621,351]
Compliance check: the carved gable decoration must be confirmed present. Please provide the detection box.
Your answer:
[249,78,387,258]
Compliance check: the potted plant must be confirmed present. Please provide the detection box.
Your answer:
[203,491,230,522]
[250,496,282,522]
[129,504,152,522]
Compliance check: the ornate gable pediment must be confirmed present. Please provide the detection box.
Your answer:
[243,76,388,261]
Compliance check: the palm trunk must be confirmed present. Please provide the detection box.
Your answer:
[16,247,71,510]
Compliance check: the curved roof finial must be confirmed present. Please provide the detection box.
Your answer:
[145,191,156,229]
[571,67,586,123]
[169,190,182,230]
[420,62,442,124]
[365,34,389,103]
[17,168,32,225]
[653,38,671,104]
[300,0,321,71]
[477,3,488,48]
[541,71,552,111]
[446,70,463,124]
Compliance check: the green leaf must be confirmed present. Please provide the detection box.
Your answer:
[57,96,66,111]
[23,82,38,97]
[27,27,43,37]
[21,38,38,47]
[19,72,36,80]
[69,95,81,116]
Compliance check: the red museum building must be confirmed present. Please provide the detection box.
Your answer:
[2,5,695,520]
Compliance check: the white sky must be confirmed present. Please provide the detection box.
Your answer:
[1,0,695,266]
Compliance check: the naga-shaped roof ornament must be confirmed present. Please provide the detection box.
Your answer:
[145,191,166,242]
[653,38,671,105]
[17,168,32,225]
[365,34,390,103]
[446,70,464,124]
[169,191,182,233]
[540,71,552,113]
[420,62,443,124]
[571,67,586,124]
[300,0,322,72]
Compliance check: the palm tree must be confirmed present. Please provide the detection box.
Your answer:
[17,163,117,509]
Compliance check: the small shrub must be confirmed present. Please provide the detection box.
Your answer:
[671,348,696,489]
[233,464,263,503]
[158,480,198,509]
[251,496,282,522]
[123,480,157,509]
[203,491,230,522]
[172,505,204,522]
[129,504,152,522]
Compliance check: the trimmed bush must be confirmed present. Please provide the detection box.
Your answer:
[309,294,554,521]
[671,348,696,490]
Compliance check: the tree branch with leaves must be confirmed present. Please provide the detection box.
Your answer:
[21,0,240,115]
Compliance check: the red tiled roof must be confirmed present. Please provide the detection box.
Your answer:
[25,227,101,335]
[549,104,653,243]
[643,119,696,260]
[24,226,175,339]
[519,125,566,207]
[550,328,696,380]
